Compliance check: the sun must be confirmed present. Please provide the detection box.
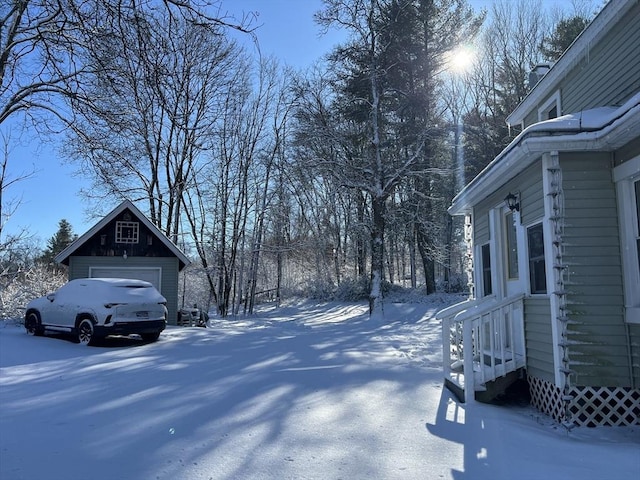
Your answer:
[448,45,475,73]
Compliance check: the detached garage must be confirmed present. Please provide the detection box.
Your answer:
[54,200,190,325]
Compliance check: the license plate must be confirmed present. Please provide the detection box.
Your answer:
[136,311,149,318]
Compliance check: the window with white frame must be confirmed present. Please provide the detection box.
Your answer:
[538,91,561,121]
[527,223,547,294]
[505,211,519,279]
[115,221,139,244]
[480,243,492,296]
[614,156,640,324]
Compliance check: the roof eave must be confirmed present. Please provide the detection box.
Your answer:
[450,101,640,215]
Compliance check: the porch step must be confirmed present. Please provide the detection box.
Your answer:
[475,369,529,405]
[444,378,465,403]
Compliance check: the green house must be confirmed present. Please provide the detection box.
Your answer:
[437,0,640,427]
[55,200,190,325]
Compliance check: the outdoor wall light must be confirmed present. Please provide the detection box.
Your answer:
[504,192,520,212]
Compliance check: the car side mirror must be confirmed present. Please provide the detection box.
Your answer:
[47,294,56,302]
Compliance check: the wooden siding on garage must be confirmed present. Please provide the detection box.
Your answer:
[68,256,180,326]
[560,152,631,387]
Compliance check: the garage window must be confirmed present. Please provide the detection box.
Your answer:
[116,221,139,243]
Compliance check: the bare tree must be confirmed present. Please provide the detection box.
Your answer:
[181,57,288,317]
[64,12,239,241]
[462,0,549,178]
[1,0,250,129]
[0,131,35,254]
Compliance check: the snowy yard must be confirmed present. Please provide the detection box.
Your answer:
[1,295,638,480]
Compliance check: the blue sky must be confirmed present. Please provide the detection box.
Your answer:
[2,0,578,245]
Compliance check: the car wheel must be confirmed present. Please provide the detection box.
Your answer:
[25,312,43,336]
[77,319,95,346]
[141,331,161,342]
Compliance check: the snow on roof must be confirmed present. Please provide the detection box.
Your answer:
[73,277,153,287]
[521,91,640,135]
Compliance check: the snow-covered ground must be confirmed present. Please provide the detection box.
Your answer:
[1,294,638,480]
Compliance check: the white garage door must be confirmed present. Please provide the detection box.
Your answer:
[89,267,162,290]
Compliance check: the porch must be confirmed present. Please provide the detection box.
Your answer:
[438,294,526,403]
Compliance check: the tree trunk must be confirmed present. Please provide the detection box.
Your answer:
[416,222,436,294]
[369,194,385,316]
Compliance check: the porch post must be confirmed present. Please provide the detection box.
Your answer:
[462,313,474,403]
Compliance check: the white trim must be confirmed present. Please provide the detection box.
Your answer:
[475,243,491,298]
[502,207,525,297]
[614,155,640,324]
[115,221,139,244]
[613,155,640,182]
[537,91,562,121]
[542,152,564,387]
[489,208,504,299]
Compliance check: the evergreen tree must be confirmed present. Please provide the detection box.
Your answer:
[39,219,76,266]
[540,16,589,61]
[306,0,483,314]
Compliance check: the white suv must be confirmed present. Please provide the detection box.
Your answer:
[24,278,167,345]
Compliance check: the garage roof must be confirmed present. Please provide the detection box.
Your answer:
[54,200,191,270]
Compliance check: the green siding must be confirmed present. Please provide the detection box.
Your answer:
[562,3,640,114]
[469,159,555,382]
[629,324,640,387]
[520,2,640,128]
[473,160,543,243]
[474,211,489,245]
[524,296,554,382]
[68,256,180,326]
[523,110,538,129]
[519,163,544,225]
[560,152,631,387]
[616,137,640,165]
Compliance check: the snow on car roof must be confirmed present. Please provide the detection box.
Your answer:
[61,278,166,303]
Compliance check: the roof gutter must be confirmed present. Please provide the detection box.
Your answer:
[449,96,640,216]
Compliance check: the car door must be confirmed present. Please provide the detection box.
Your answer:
[44,285,74,327]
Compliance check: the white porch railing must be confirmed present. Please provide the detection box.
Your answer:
[437,294,526,403]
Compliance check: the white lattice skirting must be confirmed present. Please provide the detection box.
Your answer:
[528,376,640,427]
